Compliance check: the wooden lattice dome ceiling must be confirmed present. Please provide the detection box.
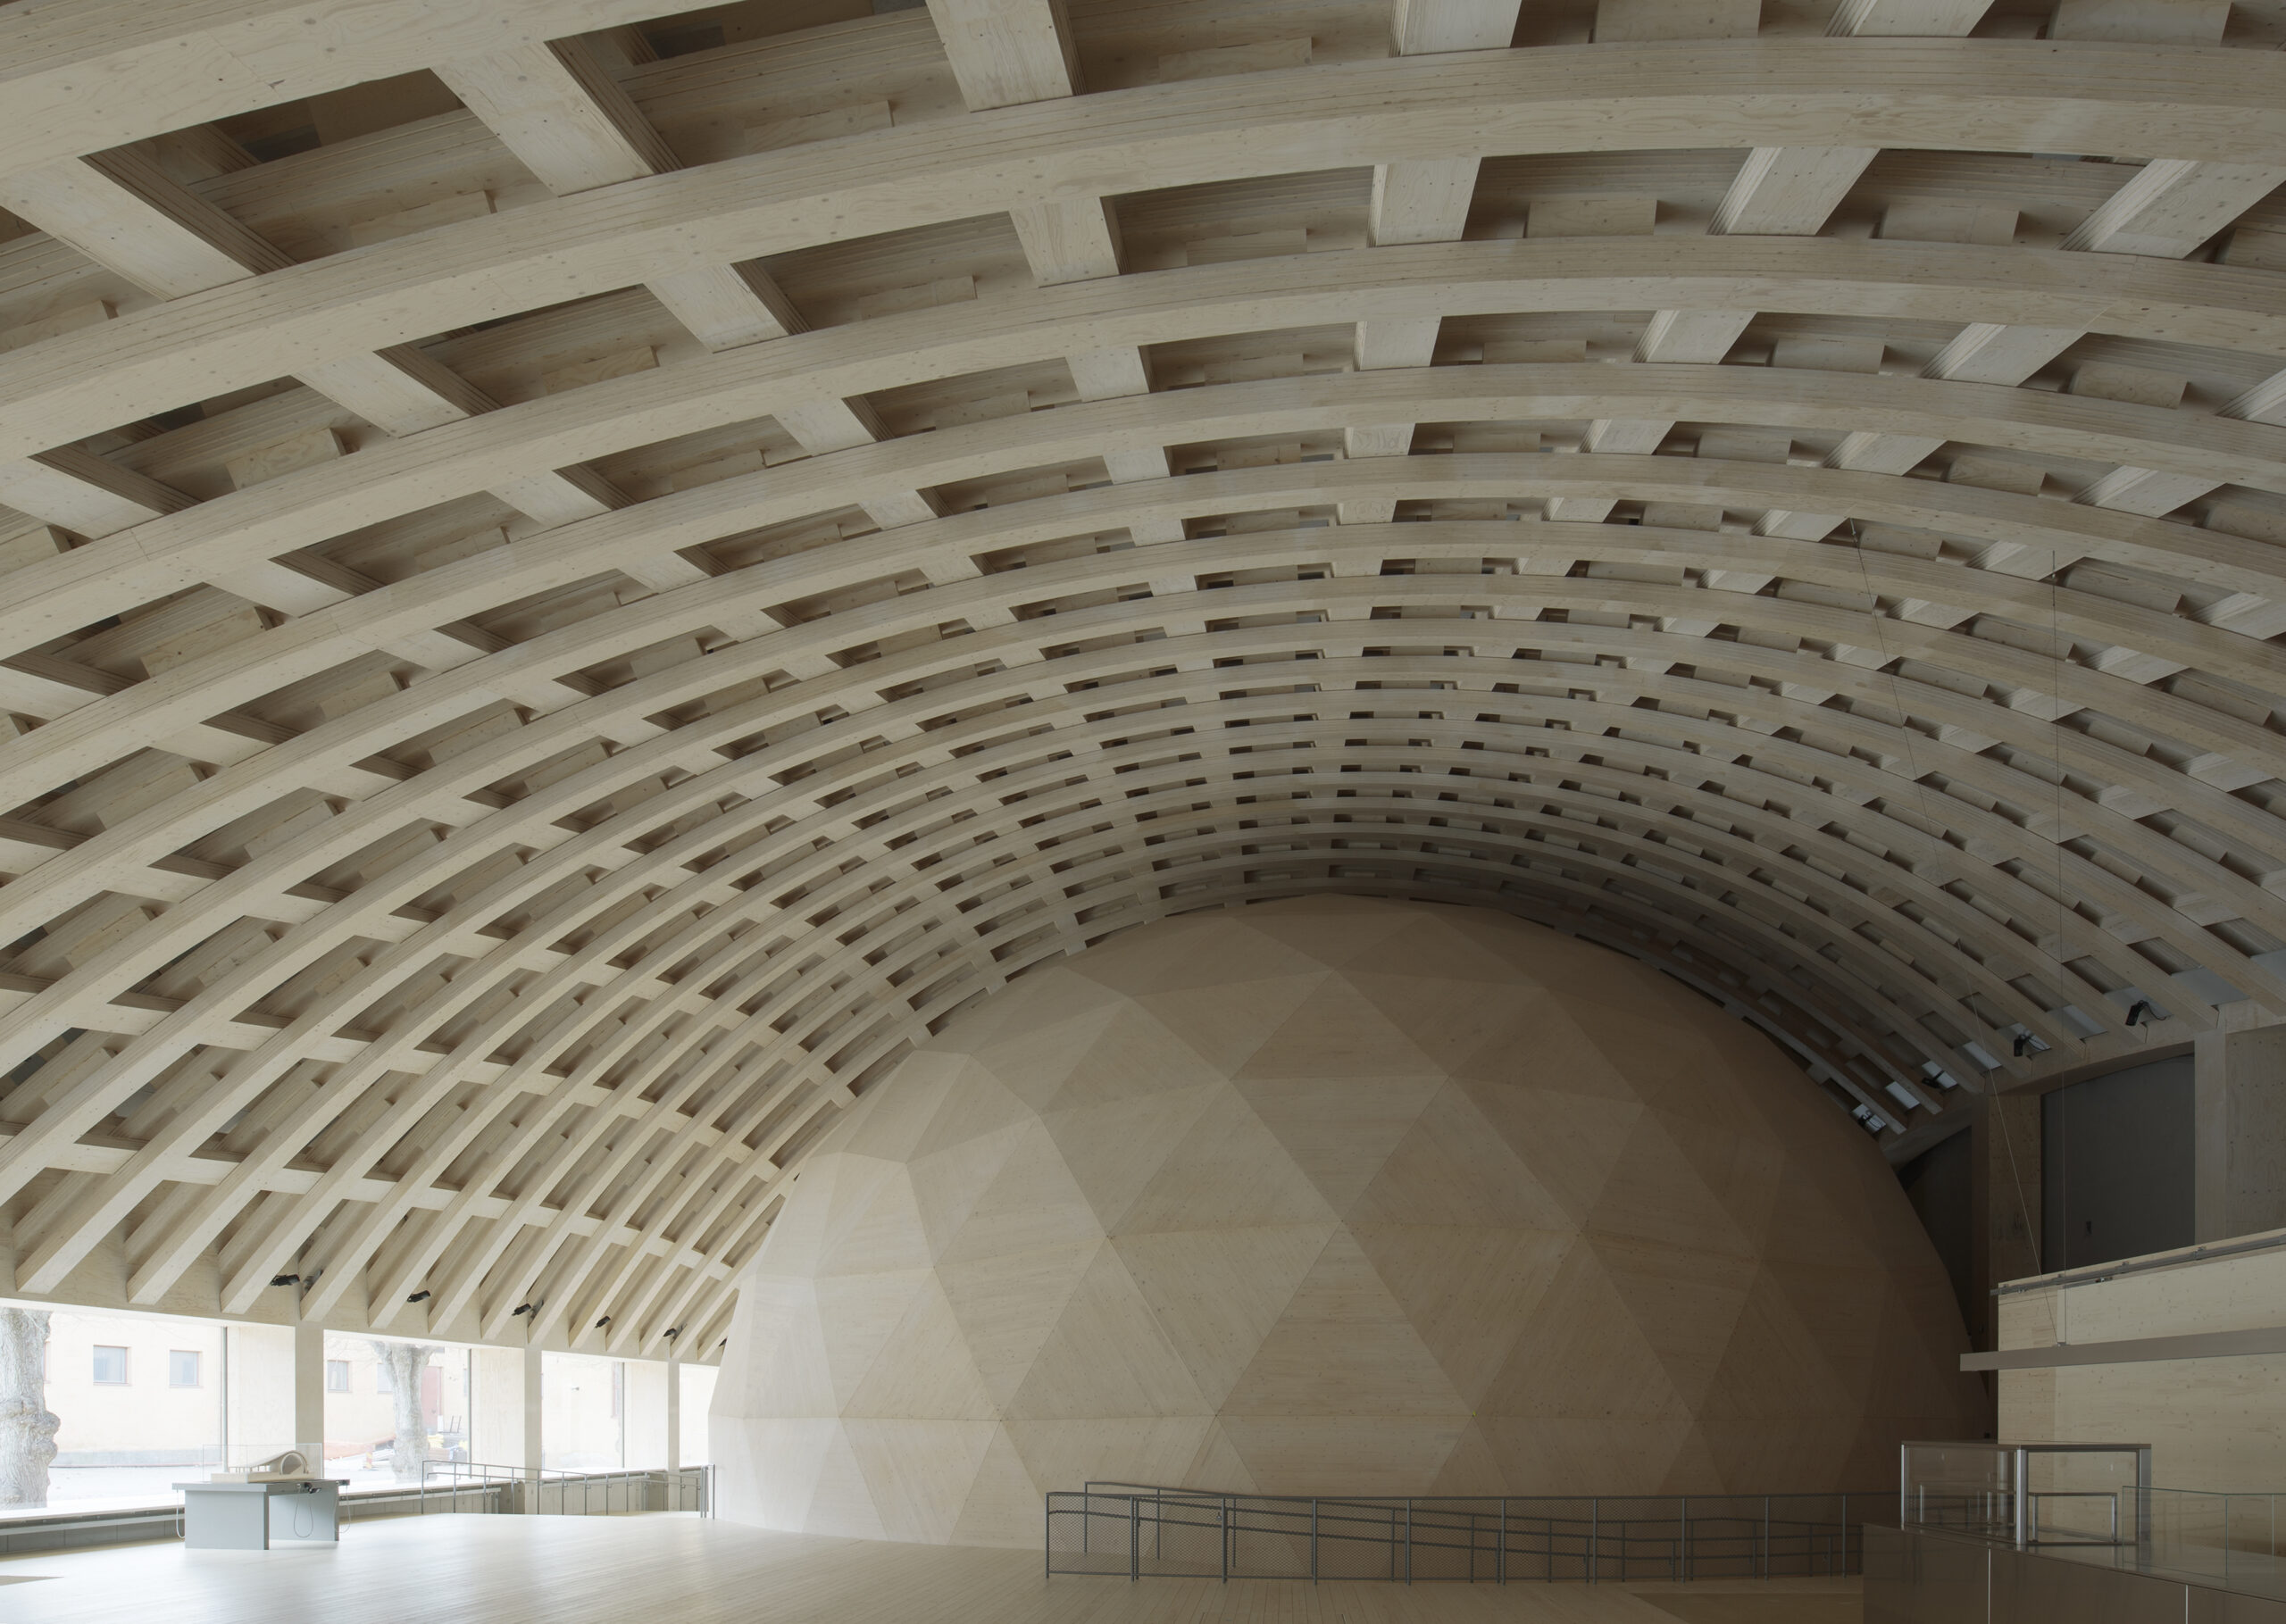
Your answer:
[0,0,2281,1362]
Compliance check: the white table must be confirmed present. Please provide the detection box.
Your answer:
[173,1479,345,1550]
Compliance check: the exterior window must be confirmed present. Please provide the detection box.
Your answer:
[326,1359,351,1394]
[92,1345,128,1385]
[611,1362,623,1420]
[375,1360,393,1395]
[169,1349,202,1387]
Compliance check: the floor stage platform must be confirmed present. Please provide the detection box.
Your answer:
[0,1510,1859,1623]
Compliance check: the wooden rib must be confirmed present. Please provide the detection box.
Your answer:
[4,42,2281,458]
[4,11,2286,1370]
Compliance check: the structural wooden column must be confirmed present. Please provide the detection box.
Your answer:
[2194,1026,2286,1243]
[523,1345,544,1487]
[665,1349,680,1474]
[470,1343,541,1495]
[294,1320,326,1461]
[225,1323,298,1467]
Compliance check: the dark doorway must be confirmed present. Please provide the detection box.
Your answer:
[1897,1128,1976,1334]
[2040,1055,2195,1271]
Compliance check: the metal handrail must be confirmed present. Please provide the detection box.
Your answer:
[1045,1481,1884,1584]
[1898,1441,2149,1552]
[418,1460,713,1518]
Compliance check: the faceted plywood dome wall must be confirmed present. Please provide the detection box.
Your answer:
[712,896,1980,1546]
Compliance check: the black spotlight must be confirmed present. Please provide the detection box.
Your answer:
[405,1290,431,1303]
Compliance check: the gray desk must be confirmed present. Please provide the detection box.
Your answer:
[172,1480,345,1550]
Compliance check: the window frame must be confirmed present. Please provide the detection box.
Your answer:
[325,1358,351,1394]
[168,1348,202,1388]
[92,1345,129,1385]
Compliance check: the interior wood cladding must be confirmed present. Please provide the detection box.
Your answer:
[712,898,1981,1544]
[0,0,2281,1367]
[1999,1234,2286,1492]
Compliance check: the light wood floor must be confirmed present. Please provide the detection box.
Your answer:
[0,1512,1860,1623]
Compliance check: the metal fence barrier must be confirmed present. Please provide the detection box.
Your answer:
[418,1462,713,1517]
[1045,1480,1885,1582]
[0,1466,712,1557]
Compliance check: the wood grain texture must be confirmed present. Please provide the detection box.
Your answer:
[0,0,2281,1382]
[1998,1235,2286,1491]
[713,899,1981,1545]
[0,1510,1865,1623]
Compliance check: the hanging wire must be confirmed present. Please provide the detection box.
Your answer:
[2049,546,2070,1008]
[1994,1083,2043,1279]
[1848,518,2040,1267]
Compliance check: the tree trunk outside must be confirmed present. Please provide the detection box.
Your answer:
[371,1342,436,1485]
[0,1308,60,1509]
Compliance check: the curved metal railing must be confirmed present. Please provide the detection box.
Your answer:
[417,1461,713,1517]
[1046,1480,1885,1583]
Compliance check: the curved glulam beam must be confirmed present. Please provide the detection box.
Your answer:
[1,40,2279,453]
[10,229,2286,467]
[597,855,1973,1361]
[5,10,2285,1358]
[9,351,2285,695]
[6,439,2277,939]
[0,0,680,180]
[0,612,2249,1261]
[3,499,2271,1084]
[0,568,2257,1090]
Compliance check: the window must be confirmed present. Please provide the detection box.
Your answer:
[325,1359,350,1394]
[169,1349,201,1387]
[375,1360,393,1395]
[92,1345,128,1385]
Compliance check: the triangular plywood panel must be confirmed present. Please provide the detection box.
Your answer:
[715,901,1981,1545]
[1039,1086,1222,1234]
[1231,1070,1439,1216]
[1003,1243,1212,1422]
[845,1275,999,1422]
[932,1119,1104,1265]
[813,1269,937,1412]
[16,0,2275,1478]
[1110,1085,1342,1235]
[844,1418,1000,1545]
[937,1238,1103,1410]
[948,1425,1047,1547]
[1127,973,1331,1076]
[1113,1224,1333,1409]
[1231,974,1451,1081]
[1347,1221,1573,1409]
